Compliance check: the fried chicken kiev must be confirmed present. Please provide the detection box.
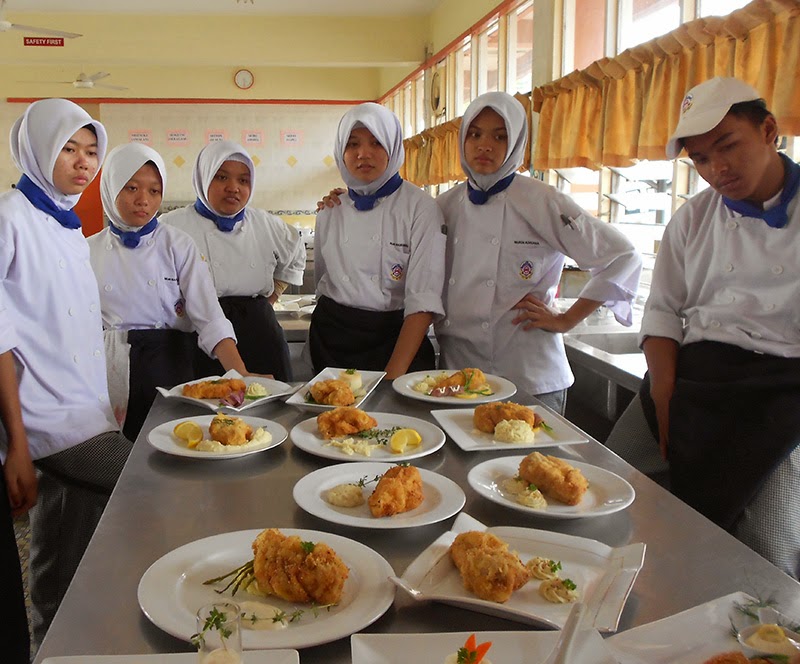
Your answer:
[251,528,349,605]
[316,407,377,440]
[449,531,530,603]
[209,413,253,446]
[309,379,355,406]
[473,401,542,434]
[434,367,488,391]
[518,452,588,505]
[368,465,424,517]
[182,378,247,400]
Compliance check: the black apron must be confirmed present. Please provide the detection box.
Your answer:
[193,295,292,382]
[308,295,435,374]
[125,329,196,441]
[639,340,800,530]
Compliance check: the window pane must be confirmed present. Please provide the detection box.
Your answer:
[573,0,605,70]
[459,41,472,115]
[699,0,750,16]
[510,0,534,94]
[414,74,426,134]
[618,0,680,52]
[403,83,413,138]
[485,21,500,92]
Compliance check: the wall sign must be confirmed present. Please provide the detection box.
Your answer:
[167,130,190,146]
[280,130,303,147]
[242,130,263,147]
[206,130,227,143]
[24,37,64,46]
[128,130,152,145]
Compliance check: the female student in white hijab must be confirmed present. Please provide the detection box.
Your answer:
[308,103,446,377]
[88,143,255,440]
[435,91,642,413]
[161,141,305,382]
[0,98,131,650]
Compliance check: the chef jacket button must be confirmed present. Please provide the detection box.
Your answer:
[213,261,220,267]
[94,349,101,357]
[727,295,735,303]
[148,279,156,286]
[68,307,74,316]
[481,322,490,330]
[98,395,105,402]
[727,220,738,229]
[443,320,450,327]
[73,354,79,364]
[250,262,256,269]
[454,238,459,245]
[710,320,721,328]
[106,244,113,251]
[752,331,762,339]
[372,235,379,242]
[371,275,379,282]
[724,263,733,272]
[147,239,154,246]
[155,322,163,329]
[59,259,65,268]
[765,303,776,311]
[342,275,350,282]
[343,237,349,244]
[104,284,112,292]
[771,265,783,274]
[448,278,455,285]
[90,303,97,312]
[486,280,495,287]
[491,237,499,245]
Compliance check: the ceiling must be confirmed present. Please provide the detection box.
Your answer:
[5,0,441,16]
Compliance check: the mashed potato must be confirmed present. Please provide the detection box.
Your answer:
[325,483,366,507]
[324,437,380,457]
[245,382,269,398]
[494,419,536,443]
[195,427,272,453]
[338,369,363,390]
[412,372,449,394]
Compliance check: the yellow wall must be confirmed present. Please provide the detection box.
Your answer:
[429,0,502,53]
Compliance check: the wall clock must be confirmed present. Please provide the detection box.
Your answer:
[234,69,254,90]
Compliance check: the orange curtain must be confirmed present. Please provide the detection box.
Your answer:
[532,0,800,170]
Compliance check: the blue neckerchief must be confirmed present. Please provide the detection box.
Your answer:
[16,174,82,230]
[467,173,516,205]
[348,173,403,211]
[193,199,245,232]
[109,217,159,249]
[723,154,800,229]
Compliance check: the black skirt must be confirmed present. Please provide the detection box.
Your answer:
[125,328,197,441]
[639,340,800,529]
[308,295,435,374]
[194,295,292,382]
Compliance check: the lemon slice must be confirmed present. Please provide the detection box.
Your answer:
[389,428,422,454]
[173,421,203,448]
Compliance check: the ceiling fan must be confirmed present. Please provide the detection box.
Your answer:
[20,71,129,91]
[0,0,82,39]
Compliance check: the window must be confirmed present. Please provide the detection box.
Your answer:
[563,0,607,73]
[456,38,472,116]
[507,0,534,94]
[414,73,426,135]
[402,82,413,139]
[698,0,751,17]
[618,0,680,52]
[483,20,501,93]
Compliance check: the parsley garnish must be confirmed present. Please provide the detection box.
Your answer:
[563,578,577,591]
[300,540,316,554]
[355,426,401,445]
[190,606,233,649]
[548,560,562,574]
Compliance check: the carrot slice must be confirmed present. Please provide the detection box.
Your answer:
[464,634,477,652]
[474,641,493,664]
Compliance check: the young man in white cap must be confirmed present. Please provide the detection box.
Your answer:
[639,77,800,578]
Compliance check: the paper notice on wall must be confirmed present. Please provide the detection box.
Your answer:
[167,130,190,145]
[206,130,227,143]
[128,130,152,145]
[280,130,303,147]
[242,130,263,147]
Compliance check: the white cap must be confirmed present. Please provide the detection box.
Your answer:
[666,77,762,159]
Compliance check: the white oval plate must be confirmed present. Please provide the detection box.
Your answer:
[147,414,287,459]
[290,412,445,462]
[156,370,294,413]
[391,370,516,406]
[293,461,465,529]
[137,529,395,650]
[467,455,635,519]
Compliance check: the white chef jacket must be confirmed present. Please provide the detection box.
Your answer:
[640,186,800,357]
[314,181,446,316]
[436,176,642,395]
[0,190,118,461]
[161,206,306,298]
[87,223,235,357]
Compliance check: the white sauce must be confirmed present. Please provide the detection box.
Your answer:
[195,427,272,453]
[237,600,288,631]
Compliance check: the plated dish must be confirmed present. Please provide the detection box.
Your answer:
[147,414,287,459]
[289,412,446,462]
[467,455,635,519]
[285,367,385,412]
[156,370,294,413]
[432,405,589,451]
[42,652,299,664]
[137,528,395,650]
[293,461,466,529]
[351,629,617,664]
[606,591,797,664]
[393,512,644,632]
[392,370,516,405]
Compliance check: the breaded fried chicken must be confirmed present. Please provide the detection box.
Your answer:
[182,378,247,400]
[433,367,487,391]
[456,547,531,603]
[449,531,508,570]
[518,452,588,505]
[309,379,355,406]
[368,465,424,517]
[251,528,349,605]
[473,401,542,434]
[209,413,253,446]
[317,407,377,440]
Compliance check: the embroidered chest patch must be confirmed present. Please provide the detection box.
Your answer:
[174,298,186,317]
[519,260,534,280]
[390,263,404,281]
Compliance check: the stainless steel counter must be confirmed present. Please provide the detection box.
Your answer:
[35,384,800,662]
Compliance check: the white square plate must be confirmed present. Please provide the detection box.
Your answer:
[157,370,294,413]
[392,512,644,633]
[42,652,299,664]
[285,367,385,412]
[431,405,589,451]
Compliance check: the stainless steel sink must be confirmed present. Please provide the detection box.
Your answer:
[566,332,641,355]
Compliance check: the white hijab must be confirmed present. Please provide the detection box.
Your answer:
[334,102,404,196]
[9,97,107,210]
[460,91,528,191]
[101,143,167,232]
[192,140,254,217]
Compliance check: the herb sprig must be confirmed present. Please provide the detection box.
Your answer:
[355,426,401,446]
[240,602,336,627]
[190,606,233,649]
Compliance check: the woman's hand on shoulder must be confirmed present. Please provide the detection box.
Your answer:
[316,188,346,212]
[511,295,572,333]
